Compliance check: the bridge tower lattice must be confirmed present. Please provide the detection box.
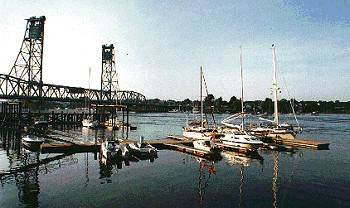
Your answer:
[101,44,119,101]
[9,16,46,97]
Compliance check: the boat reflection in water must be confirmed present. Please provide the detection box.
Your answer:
[221,150,264,167]
[197,158,218,208]
[99,148,158,181]
[221,149,264,208]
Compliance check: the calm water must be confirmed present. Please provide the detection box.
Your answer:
[0,113,349,207]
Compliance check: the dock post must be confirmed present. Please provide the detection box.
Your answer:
[126,106,129,129]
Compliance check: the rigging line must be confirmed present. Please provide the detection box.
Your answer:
[201,71,216,126]
[275,53,301,128]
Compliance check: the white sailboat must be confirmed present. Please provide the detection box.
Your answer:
[219,47,263,151]
[250,45,302,139]
[82,67,100,128]
[183,67,218,140]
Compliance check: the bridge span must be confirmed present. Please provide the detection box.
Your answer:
[1,16,145,104]
[0,73,145,104]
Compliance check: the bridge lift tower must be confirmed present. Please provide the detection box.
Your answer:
[9,16,46,97]
[101,44,119,101]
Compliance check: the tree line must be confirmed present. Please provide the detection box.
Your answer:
[147,95,350,114]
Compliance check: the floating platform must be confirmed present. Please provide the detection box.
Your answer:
[164,142,221,161]
[40,143,100,153]
[272,137,329,150]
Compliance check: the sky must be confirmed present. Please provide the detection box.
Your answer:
[0,0,349,102]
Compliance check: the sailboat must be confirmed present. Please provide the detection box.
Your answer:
[82,67,99,128]
[183,67,218,140]
[250,45,302,139]
[218,47,263,151]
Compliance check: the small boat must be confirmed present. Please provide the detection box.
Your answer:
[115,141,130,159]
[22,134,45,145]
[82,117,99,128]
[219,129,263,151]
[193,139,220,153]
[34,120,49,129]
[101,140,129,159]
[128,136,157,156]
[105,116,123,129]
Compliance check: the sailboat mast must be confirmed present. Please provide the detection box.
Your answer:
[239,46,244,130]
[272,45,279,125]
[200,66,204,128]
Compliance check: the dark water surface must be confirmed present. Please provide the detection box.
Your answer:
[1,113,349,207]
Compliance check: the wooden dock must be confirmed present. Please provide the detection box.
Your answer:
[34,138,192,154]
[23,133,329,154]
[163,142,222,161]
[272,137,329,150]
[40,143,100,153]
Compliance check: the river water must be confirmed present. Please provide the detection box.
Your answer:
[0,113,349,207]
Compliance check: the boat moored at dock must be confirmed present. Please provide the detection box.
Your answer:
[101,140,129,159]
[218,129,263,151]
[82,117,100,128]
[22,134,45,145]
[128,136,158,156]
[193,139,220,153]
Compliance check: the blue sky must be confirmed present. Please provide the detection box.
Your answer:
[0,0,349,101]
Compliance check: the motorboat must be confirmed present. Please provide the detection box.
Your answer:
[101,140,129,159]
[82,117,99,128]
[22,135,45,147]
[34,120,49,130]
[193,139,220,153]
[105,116,123,129]
[101,140,116,159]
[115,141,130,159]
[219,129,263,151]
[128,136,157,156]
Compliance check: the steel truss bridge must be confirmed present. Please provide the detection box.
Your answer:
[0,16,145,104]
[0,74,145,103]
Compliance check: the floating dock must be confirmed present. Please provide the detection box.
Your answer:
[164,142,221,161]
[23,133,330,154]
[40,143,100,153]
[272,137,329,150]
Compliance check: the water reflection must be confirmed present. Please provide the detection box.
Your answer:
[272,151,279,208]
[221,150,264,207]
[221,150,264,167]
[17,150,40,207]
[197,158,216,208]
[0,129,79,207]
[0,112,335,208]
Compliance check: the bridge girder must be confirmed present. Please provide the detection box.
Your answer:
[0,74,146,103]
